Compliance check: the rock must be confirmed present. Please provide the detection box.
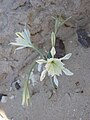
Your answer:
[10,79,21,90]
[9,95,15,100]
[46,90,52,99]
[75,89,84,93]
[0,93,8,103]
[55,37,65,58]
[75,81,80,86]
[15,82,21,90]
[76,28,90,48]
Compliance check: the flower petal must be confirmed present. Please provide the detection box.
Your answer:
[53,76,59,87]
[15,46,26,51]
[63,67,74,76]
[40,70,47,81]
[60,53,72,60]
[10,42,23,46]
[45,61,55,76]
[24,28,31,44]
[36,59,46,64]
[16,32,24,39]
[50,47,56,57]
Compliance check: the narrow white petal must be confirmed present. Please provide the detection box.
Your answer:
[60,53,72,60]
[63,67,74,76]
[53,76,58,87]
[15,46,26,50]
[50,47,56,57]
[40,70,46,81]
[16,32,24,39]
[10,42,22,46]
[24,28,31,43]
[36,59,46,64]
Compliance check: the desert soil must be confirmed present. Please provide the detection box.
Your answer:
[0,0,90,120]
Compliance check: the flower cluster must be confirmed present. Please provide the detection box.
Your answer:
[10,16,73,106]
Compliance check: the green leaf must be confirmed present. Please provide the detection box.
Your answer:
[51,32,56,47]
[47,50,52,59]
[22,80,30,106]
[54,15,72,34]
[55,19,58,34]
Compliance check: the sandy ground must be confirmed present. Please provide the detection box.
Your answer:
[0,0,90,120]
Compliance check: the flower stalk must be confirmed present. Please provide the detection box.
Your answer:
[10,15,73,106]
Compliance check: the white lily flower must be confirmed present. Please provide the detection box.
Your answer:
[36,47,73,81]
[10,28,32,51]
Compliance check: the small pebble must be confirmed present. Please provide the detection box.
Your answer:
[75,88,83,93]
[75,81,80,86]
[69,41,73,43]
[9,95,15,100]
[15,82,21,90]
[46,91,52,99]
[10,79,21,90]
[1,96,8,103]
[0,93,7,102]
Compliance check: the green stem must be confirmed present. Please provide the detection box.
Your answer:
[32,45,47,60]
[28,61,36,80]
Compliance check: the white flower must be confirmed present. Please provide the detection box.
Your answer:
[10,28,32,51]
[36,47,73,81]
